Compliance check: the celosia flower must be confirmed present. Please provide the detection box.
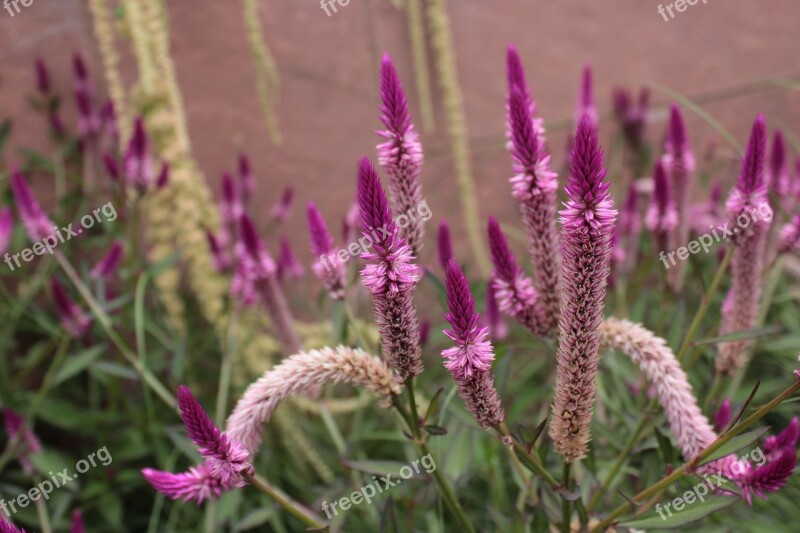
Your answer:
[70,509,85,533]
[767,130,788,195]
[733,446,796,505]
[614,182,641,274]
[0,515,25,533]
[717,116,770,376]
[72,54,93,97]
[307,202,345,300]
[487,216,546,336]
[2,408,42,476]
[437,219,453,271]
[661,104,695,291]
[575,64,598,124]
[646,160,677,255]
[220,172,243,227]
[11,169,54,242]
[358,157,422,381]
[73,54,100,139]
[269,186,294,223]
[778,215,800,255]
[507,72,561,332]
[442,260,504,428]
[484,283,507,340]
[0,207,13,257]
[100,100,118,147]
[35,57,50,95]
[376,53,426,255]
[238,153,255,198]
[550,116,617,463]
[713,398,732,433]
[141,464,225,504]
[124,118,154,190]
[90,241,124,280]
[156,163,170,190]
[277,237,304,280]
[51,279,92,338]
[763,417,799,458]
[103,152,119,181]
[206,230,232,273]
[612,87,649,150]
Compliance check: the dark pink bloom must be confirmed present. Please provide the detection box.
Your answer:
[307,202,345,300]
[70,509,85,533]
[2,409,41,476]
[0,207,13,257]
[646,160,677,254]
[51,279,92,338]
[763,417,799,458]
[73,55,99,139]
[206,230,232,273]
[11,169,54,242]
[713,399,732,432]
[91,241,124,280]
[487,216,546,336]
[269,187,294,223]
[767,130,789,195]
[0,515,25,533]
[100,100,118,146]
[376,53,426,255]
[484,283,507,340]
[778,215,800,255]
[156,163,170,189]
[220,172,243,227]
[613,87,649,150]
[103,152,119,181]
[614,182,641,273]
[358,157,422,380]
[734,446,796,505]
[124,118,154,190]
[442,260,504,428]
[437,219,453,272]
[277,237,304,280]
[35,57,50,95]
[575,64,598,124]
[550,116,617,463]
[238,153,255,198]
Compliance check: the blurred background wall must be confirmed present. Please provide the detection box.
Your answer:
[1,0,799,268]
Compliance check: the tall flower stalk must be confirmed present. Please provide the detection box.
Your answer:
[549,117,617,463]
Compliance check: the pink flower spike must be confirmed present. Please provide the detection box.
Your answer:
[206,230,232,273]
[277,237,304,280]
[646,160,677,255]
[764,417,799,457]
[307,202,345,300]
[51,279,92,338]
[484,283,508,340]
[156,163,170,189]
[767,129,788,194]
[35,57,50,95]
[11,169,54,242]
[142,465,225,504]
[713,399,732,432]
[2,408,42,477]
[70,509,85,533]
[177,385,253,485]
[238,153,255,197]
[735,446,796,504]
[0,515,26,533]
[575,64,598,124]
[124,118,154,191]
[0,207,13,257]
[269,187,294,223]
[437,220,453,272]
[91,241,124,280]
[103,152,119,182]
[220,172,243,227]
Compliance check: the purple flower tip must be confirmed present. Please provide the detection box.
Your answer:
[509,84,540,171]
[239,214,262,261]
[307,202,334,255]
[103,152,119,181]
[35,58,50,94]
[70,509,85,533]
[11,168,54,242]
[764,417,800,454]
[0,207,13,256]
[73,53,88,80]
[157,163,170,189]
[487,216,520,282]
[358,157,395,236]
[0,515,26,533]
[437,220,453,271]
[443,260,494,378]
[581,64,594,109]
[668,103,687,152]
[269,187,294,222]
[506,43,526,91]
[739,115,767,193]
[379,53,412,136]
[653,160,671,210]
[769,129,786,190]
[238,153,250,178]
[91,241,124,280]
[713,399,732,432]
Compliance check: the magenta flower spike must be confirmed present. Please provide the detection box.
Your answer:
[11,169,54,242]
[70,509,85,533]
[358,157,423,381]
[220,172,243,227]
[156,163,170,190]
[767,129,788,195]
[717,115,770,376]
[141,464,225,504]
[269,186,294,223]
[307,202,345,300]
[35,57,50,95]
[505,44,543,147]
[487,216,546,336]
[575,64,598,124]
[614,182,641,273]
[0,515,26,533]
[90,241,124,280]
[376,53,426,256]
[713,398,732,432]
[277,237,304,281]
[734,446,797,505]
[484,283,508,340]
[778,214,800,255]
[103,152,120,182]
[2,408,41,476]
[51,279,92,338]
[507,71,560,333]
[437,219,453,272]
[0,207,13,257]
[763,417,799,457]
[100,100,118,146]
[613,87,649,150]
[238,153,255,198]
[73,53,92,96]
[73,54,99,139]
[206,230,232,273]
[550,116,617,463]
[124,118,154,191]
[442,260,505,428]
[646,160,677,256]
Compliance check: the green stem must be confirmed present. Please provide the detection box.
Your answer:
[561,461,572,533]
[244,472,328,530]
[494,425,559,488]
[592,378,800,532]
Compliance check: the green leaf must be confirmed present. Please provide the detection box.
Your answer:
[424,425,448,436]
[89,361,139,380]
[699,427,770,465]
[620,496,738,529]
[54,345,106,384]
[342,460,424,479]
[693,325,783,346]
[379,496,400,533]
[235,508,275,531]
[423,387,444,424]
[654,426,675,464]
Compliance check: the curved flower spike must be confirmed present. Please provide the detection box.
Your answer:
[11,169,54,242]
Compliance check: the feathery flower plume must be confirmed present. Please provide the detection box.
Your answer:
[599,319,735,472]
[72,53,93,97]
[661,104,695,291]
[269,186,294,223]
[575,64,598,124]
[734,446,796,505]
[90,241,124,280]
[70,509,85,533]
[277,237,304,280]
[437,219,453,271]
[226,346,401,454]
[0,207,12,257]
[2,408,42,476]
[507,77,561,332]
[11,169,54,242]
[0,515,25,533]
[442,260,504,428]
[307,202,345,300]
[141,464,225,504]
[240,214,301,352]
[505,44,543,147]
[763,417,799,457]
[51,279,92,338]
[717,115,770,376]
[358,157,423,381]
[376,54,426,255]
[124,118,154,191]
[238,153,256,198]
[35,57,50,95]
[713,398,732,432]
[646,160,677,255]
[550,116,617,463]
[487,216,546,336]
